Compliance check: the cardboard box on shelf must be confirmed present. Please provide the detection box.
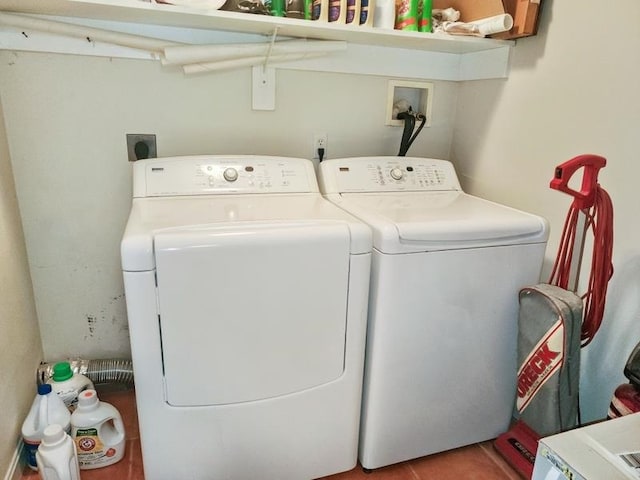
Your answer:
[493,0,542,39]
[433,0,505,22]
[432,0,542,39]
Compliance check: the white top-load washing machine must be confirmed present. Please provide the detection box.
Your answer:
[318,156,549,470]
[121,155,372,480]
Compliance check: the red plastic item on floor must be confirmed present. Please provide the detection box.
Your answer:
[494,420,540,479]
[608,383,640,419]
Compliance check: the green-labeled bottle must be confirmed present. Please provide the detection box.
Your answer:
[395,0,418,31]
[418,0,432,32]
[270,0,286,16]
[304,0,313,18]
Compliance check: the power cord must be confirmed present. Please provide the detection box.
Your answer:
[397,108,427,156]
[318,147,325,162]
[548,184,614,347]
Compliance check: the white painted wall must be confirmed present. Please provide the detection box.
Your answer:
[0,94,43,475]
[452,0,640,421]
[0,50,457,360]
[2,0,638,430]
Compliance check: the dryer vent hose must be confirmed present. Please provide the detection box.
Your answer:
[37,358,134,386]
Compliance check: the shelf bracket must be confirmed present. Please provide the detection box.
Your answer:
[252,27,279,111]
[263,26,280,72]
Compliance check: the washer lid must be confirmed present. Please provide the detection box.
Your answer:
[337,191,549,253]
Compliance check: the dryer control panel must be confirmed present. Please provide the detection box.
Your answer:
[318,157,462,194]
[133,155,318,197]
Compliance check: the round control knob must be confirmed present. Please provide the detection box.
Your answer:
[223,168,238,182]
[390,167,404,180]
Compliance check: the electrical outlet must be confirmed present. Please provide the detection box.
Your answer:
[126,134,157,162]
[313,133,328,159]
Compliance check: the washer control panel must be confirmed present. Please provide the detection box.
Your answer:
[319,157,462,194]
[134,155,317,197]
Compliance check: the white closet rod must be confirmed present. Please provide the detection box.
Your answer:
[0,12,180,52]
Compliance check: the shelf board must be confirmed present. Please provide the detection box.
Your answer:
[0,0,513,54]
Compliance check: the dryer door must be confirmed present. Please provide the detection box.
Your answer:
[154,222,351,406]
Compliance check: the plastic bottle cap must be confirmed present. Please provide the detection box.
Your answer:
[38,383,53,395]
[42,424,65,445]
[77,389,99,410]
[52,362,74,382]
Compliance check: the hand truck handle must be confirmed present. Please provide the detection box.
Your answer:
[550,154,607,209]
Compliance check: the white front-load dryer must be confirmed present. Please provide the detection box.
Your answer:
[120,155,372,480]
[318,157,549,470]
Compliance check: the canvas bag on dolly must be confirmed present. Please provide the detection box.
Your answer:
[495,154,614,479]
[516,283,582,437]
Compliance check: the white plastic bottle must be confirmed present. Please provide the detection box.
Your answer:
[21,384,71,471]
[36,424,81,480]
[71,389,126,469]
[47,361,94,411]
[373,0,394,28]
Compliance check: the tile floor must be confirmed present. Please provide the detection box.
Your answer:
[22,388,521,480]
